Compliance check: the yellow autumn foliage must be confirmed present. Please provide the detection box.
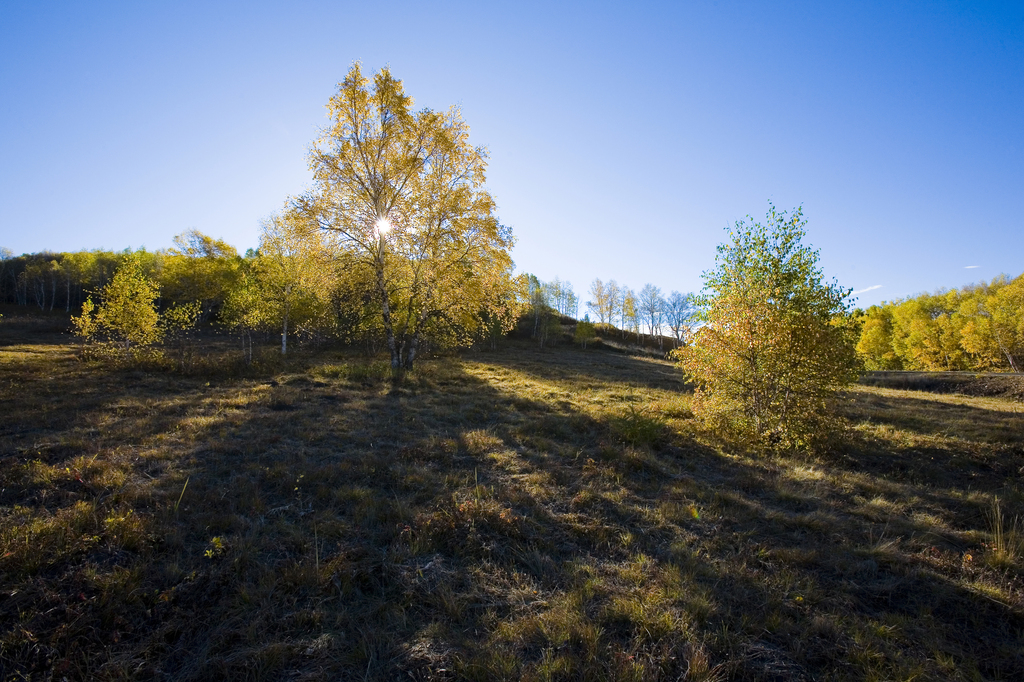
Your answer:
[675,205,860,449]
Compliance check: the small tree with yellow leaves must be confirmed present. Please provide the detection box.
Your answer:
[575,318,596,349]
[72,252,163,363]
[674,205,860,449]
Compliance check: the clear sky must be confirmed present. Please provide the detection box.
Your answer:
[1,0,1021,308]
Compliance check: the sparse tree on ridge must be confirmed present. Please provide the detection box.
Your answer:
[607,280,621,329]
[616,286,630,339]
[526,275,562,348]
[587,278,613,325]
[549,277,562,310]
[546,277,579,319]
[638,283,665,346]
[528,274,548,337]
[546,277,563,317]
[664,290,695,348]
[621,287,640,342]
[566,289,579,319]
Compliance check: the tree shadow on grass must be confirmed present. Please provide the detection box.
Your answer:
[477,342,690,392]
[844,388,1024,445]
[3,342,1024,680]
[0,312,75,347]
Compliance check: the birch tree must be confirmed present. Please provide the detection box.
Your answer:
[958,275,1024,372]
[528,275,548,338]
[638,283,665,341]
[72,252,163,362]
[253,210,333,355]
[856,305,902,370]
[675,205,859,447]
[621,287,640,342]
[300,63,517,375]
[607,280,621,328]
[221,267,266,365]
[587,278,613,325]
[546,277,579,318]
[664,290,695,347]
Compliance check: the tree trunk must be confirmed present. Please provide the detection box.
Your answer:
[406,332,420,370]
[281,294,290,355]
[992,327,1019,373]
[374,259,401,373]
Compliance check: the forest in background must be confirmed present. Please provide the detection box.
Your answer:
[856,273,1024,373]
[0,229,518,360]
[0,235,689,361]
[2,240,1021,375]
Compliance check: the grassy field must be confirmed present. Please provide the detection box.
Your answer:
[2,315,1024,681]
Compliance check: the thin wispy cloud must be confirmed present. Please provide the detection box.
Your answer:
[964,265,980,269]
[852,285,883,295]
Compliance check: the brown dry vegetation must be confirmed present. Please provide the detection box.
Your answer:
[2,314,1024,681]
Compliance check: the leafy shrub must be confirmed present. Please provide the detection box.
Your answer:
[161,300,202,373]
[313,360,392,384]
[675,205,860,450]
[574,320,597,349]
[71,253,163,365]
[611,403,666,448]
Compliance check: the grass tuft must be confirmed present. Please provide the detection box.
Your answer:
[611,402,667,448]
[986,496,1023,569]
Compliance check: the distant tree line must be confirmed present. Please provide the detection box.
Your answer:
[584,278,695,349]
[518,274,696,352]
[856,274,1024,373]
[0,234,256,322]
[1,224,522,366]
[0,246,128,312]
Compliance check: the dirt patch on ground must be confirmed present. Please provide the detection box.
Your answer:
[859,371,1024,401]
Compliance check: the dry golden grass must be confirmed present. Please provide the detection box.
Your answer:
[2,315,1024,680]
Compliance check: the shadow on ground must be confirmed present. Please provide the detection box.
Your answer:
[2,333,1023,680]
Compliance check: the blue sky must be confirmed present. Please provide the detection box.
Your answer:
[1,0,1021,308]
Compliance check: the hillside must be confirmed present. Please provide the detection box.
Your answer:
[2,316,1024,680]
